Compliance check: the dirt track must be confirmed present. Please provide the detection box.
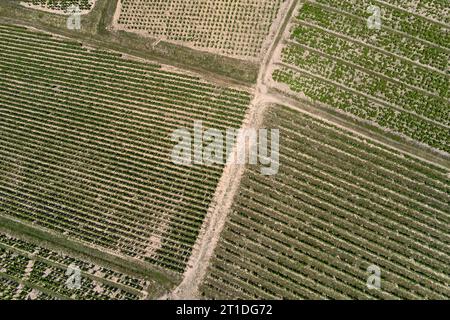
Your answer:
[164,0,299,300]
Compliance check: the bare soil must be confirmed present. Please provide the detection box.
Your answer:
[164,0,299,299]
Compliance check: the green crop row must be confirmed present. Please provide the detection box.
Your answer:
[0,231,150,297]
[201,106,450,300]
[289,24,449,98]
[380,0,450,24]
[21,0,93,11]
[0,24,250,272]
[314,0,450,48]
[297,2,449,71]
[273,68,449,152]
[281,44,450,125]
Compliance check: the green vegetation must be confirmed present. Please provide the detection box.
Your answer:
[0,24,250,273]
[201,106,450,299]
[1,0,448,301]
[21,0,93,11]
[116,0,283,59]
[1,0,258,84]
[273,1,450,152]
[0,230,149,299]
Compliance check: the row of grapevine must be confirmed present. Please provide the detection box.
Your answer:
[272,1,450,153]
[313,0,449,48]
[201,106,450,299]
[20,0,93,11]
[0,277,56,300]
[115,0,284,59]
[287,25,448,97]
[371,0,450,25]
[280,45,449,124]
[273,68,449,152]
[296,3,448,71]
[0,24,251,273]
[0,231,150,299]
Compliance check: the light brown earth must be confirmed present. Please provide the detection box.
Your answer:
[163,0,449,300]
[3,0,449,300]
[165,0,299,300]
[110,0,291,62]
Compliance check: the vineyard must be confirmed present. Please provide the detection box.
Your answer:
[0,231,150,299]
[113,0,286,60]
[20,0,94,12]
[201,106,450,299]
[272,0,450,152]
[0,24,250,274]
[0,0,449,301]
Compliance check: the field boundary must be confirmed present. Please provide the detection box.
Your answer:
[263,0,450,170]
[268,89,450,170]
[167,0,300,300]
[0,215,179,295]
[0,0,258,85]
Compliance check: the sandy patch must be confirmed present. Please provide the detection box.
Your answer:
[166,0,299,300]
[110,0,288,62]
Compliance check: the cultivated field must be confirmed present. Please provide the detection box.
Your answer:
[113,0,287,60]
[20,0,94,11]
[271,0,450,152]
[0,24,250,275]
[200,106,450,299]
[0,231,150,299]
[1,0,449,301]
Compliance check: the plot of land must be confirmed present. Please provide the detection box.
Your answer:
[0,230,152,299]
[20,0,94,13]
[201,106,450,299]
[271,0,450,152]
[0,24,250,276]
[113,0,286,60]
[0,0,449,301]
